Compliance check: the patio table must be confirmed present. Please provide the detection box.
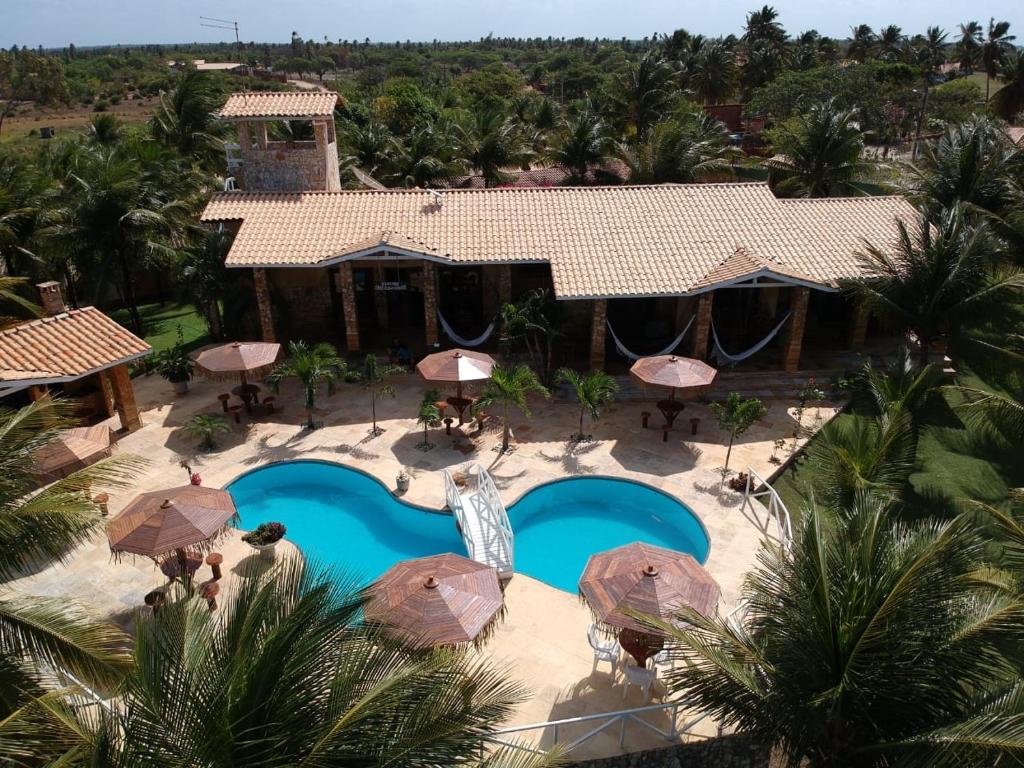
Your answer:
[232,383,261,412]
[656,399,685,429]
[446,395,475,426]
[618,627,665,667]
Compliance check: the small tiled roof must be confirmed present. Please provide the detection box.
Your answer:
[1007,126,1024,146]
[692,247,820,289]
[0,307,151,385]
[201,183,917,299]
[217,91,338,119]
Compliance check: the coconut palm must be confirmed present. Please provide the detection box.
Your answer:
[456,107,533,188]
[619,112,735,184]
[339,120,393,177]
[474,363,549,453]
[956,21,983,71]
[0,554,566,766]
[982,18,1015,101]
[358,353,404,436]
[0,398,141,717]
[266,340,347,430]
[648,495,1024,768]
[851,347,944,426]
[555,368,618,441]
[991,49,1024,122]
[547,110,612,184]
[0,276,41,329]
[0,154,48,278]
[150,68,228,168]
[847,205,1023,364]
[910,26,948,154]
[877,24,906,61]
[87,113,122,146]
[690,41,737,105]
[385,121,465,188]
[765,99,867,198]
[847,24,876,63]
[609,51,675,140]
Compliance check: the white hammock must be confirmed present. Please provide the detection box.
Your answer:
[437,309,496,348]
[711,312,791,365]
[606,315,695,361]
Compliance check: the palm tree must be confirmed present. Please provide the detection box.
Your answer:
[0,554,566,766]
[547,110,612,184]
[690,41,737,105]
[498,288,561,381]
[555,368,618,441]
[456,107,532,188]
[956,21,983,72]
[182,413,231,451]
[0,276,41,329]
[339,120,394,176]
[0,154,48,278]
[991,49,1024,121]
[181,229,230,339]
[846,204,1023,364]
[619,113,735,184]
[609,51,675,140]
[877,24,906,61]
[359,353,404,436]
[650,496,1024,768]
[87,113,122,146]
[709,392,766,478]
[474,363,549,453]
[847,24,876,63]
[0,398,141,717]
[385,121,465,188]
[150,68,227,168]
[982,18,1015,101]
[266,340,346,430]
[911,26,948,156]
[417,389,442,448]
[765,99,867,198]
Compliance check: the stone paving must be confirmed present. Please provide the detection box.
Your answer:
[12,370,836,760]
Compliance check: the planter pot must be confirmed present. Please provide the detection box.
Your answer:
[172,380,189,395]
[248,541,278,561]
[396,475,410,492]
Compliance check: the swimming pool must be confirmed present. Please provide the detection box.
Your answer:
[227,461,710,593]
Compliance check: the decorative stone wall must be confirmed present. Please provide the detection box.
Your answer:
[590,299,608,371]
[691,292,714,360]
[241,143,332,192]
[107,363,142,432]
[338,262,360,352]
[270,269,334,337]
[252,268,276,343]
[422,262,439,347]
[566,735,769,768]
[782,287,811,372]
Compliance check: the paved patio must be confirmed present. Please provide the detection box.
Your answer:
[12,369,836,759]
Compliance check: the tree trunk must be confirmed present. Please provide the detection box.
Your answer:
[118,252,143,334]
[724,436,734,474]
[208,301,223,339]
[371,392,377,432]
[306,407,315,430]
[579,407,585,439]
[502,404,511,451]
[63,263,79,309]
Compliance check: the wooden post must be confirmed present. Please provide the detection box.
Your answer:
[252,268,275,343]
[691,292,714,360]
[338,262,360,352]
[107,364,142,432]
[422,262,439,348]
[783,287,811,373]
[95,372,115,418]
[590,299,608,371]
[27,385,49,402]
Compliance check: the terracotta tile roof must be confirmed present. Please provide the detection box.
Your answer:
[1006,126,1024,146]
[450,161,629,189]
[217,91,338,119]
[0,307,151,384]
[201,183,917,299]
[692,247,820,289]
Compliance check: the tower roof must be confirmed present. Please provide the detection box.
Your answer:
[217,91,339,120]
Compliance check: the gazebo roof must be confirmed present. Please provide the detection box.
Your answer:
[216,91,339,120]
[0,308,150,391]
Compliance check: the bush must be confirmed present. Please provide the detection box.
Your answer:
[92,99,109,112]
[242,522,286,546]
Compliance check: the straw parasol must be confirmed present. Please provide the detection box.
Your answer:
[107,486,238,569]
[32,424,113,483]
[195,341,281,384]
[364,553,505,648]
[579,542,720,663]
[629,355,717,401]
[415,348,495,400]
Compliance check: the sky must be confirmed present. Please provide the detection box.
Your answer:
[3,0,1021,50]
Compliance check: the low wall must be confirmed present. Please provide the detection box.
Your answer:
[566,734,769,768]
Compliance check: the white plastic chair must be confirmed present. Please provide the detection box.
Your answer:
[622,663,657,703]
[649,649,674,673]
[587,623,620,677]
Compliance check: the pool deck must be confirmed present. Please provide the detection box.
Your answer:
[12,371,836,759]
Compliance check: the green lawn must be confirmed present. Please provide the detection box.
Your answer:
[110,302,211,356]
[772,373,1021,525]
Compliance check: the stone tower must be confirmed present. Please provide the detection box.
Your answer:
[219,91,341,192]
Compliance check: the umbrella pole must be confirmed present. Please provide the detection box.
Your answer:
[457,381,463,401]
[240,371,248,386]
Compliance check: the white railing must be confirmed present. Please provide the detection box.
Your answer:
[443,468,472,556]
[472,464,514,566]
[725,599,749,636]
[742,468,793,555]
[224,142,242,170]
[484,700,709,756]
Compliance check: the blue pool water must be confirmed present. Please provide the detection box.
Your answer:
[227,461,710,593]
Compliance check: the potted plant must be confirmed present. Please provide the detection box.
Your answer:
[396,469,410,493]
[155,343,194,395]
[242,522,286,561]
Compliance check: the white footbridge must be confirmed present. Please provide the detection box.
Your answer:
[444,465,514,577]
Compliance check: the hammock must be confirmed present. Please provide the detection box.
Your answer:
[437,309,496,348]
[606,315,695,361]
[711,312,791,365]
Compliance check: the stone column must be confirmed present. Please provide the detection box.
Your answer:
[108,364,142,432]
[756,287,780,321]
[498,265,512,305]
[95,372,115,418]
[849,299,870,350]
[422,262,439,348]
[338,262,360,353]
[252,268,275,343]
[27,385,48,402]
[691,292,714,360]
[236,121,251,150]
[590,299,608,371]
[782,287,811,372]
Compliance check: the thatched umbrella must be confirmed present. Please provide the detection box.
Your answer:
[107,486,238,573]
[629,355,717,402]
[195,341,281,385]
[579,542,720,664]
[415,348,495,401]
[364,553,505,648]
[32,424,113,483]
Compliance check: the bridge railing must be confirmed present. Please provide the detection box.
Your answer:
[472,464,514,566]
